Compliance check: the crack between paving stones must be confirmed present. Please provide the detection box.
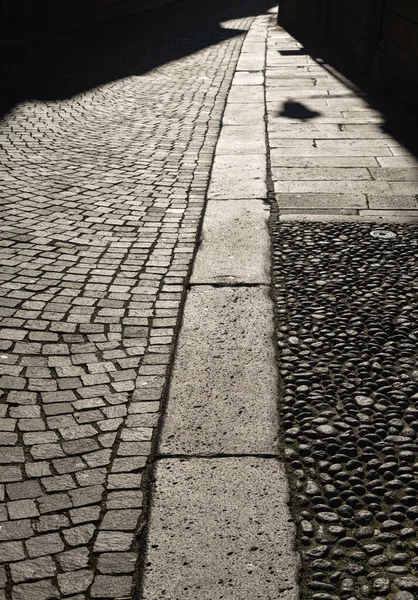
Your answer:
[154,452,282,460]
[188,282,268,288]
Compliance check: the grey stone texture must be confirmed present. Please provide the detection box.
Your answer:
[216,125,265,155]
[222,102,264,126]
[191,200,270,284]
[159,286,278,455]
[207,154,266,200]
[0,0,257,596]
[266,20,418,220]
[142,457,299,600]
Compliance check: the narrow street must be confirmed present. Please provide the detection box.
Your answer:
[1,1,418,599]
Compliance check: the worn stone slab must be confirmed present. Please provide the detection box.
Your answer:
[266,78,317,88]
[369,167,418,180]
[390,147,416,156]
[227,86,264,103]
[159,286,278,455]
[269,124,391,139]
[266,89,331,102]
[269,138,314,148]
[389,182,418,194]
[299,117,386,125]
[376,156,418,167]
[236,55,264,71]
[274,180,392,194]
[208,154,266,199]
[232,71,264,86]
[142,457,299,600]
[270,146,392,157]
[271,156,379,167]
[271,167,371,181]
[342,110,384,118]
[279,213,418,223]
[368,195,418,209]
[279,208,358,215]
[267,70,331,78]
[216,125,265,155]
[267,99,328,113]
[269,124,340,137]
[192,200,270,284]
[240,42,265,55]
[222,103,264,126]
[359,210,418,217]
[275,193,367,209]
[315,139,400,149]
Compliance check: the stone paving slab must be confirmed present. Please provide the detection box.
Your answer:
[227,86,264,103]
[159,286,278,456]
[271,157,380,167]
[274,193,368,210]
[236,54,264,71]
[272,167,372,181]
[207,154,266,199]
[141,457,299,600]
[215,125,265,154]
[222,102,265,126]
[232,71,264,86]
[191,200,270,284]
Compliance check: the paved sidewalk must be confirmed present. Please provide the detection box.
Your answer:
[141,11,299,600]
[266,23,418,222]
[140,7,418,600]
[0,1,263,597]
[1,2,418,600]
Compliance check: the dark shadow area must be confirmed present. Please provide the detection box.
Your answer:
[278,100,321,121]
[0,0,276,120]
[278,48,306,56]
[273,26,418,160]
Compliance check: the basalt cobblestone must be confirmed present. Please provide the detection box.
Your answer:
[0,13,252,598]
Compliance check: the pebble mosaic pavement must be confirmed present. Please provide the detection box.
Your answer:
[0,8,253,598]
[272,222,418,600]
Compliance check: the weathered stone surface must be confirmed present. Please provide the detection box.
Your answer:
[0,541,26,564]
[192,200,270,284]
[12,580,59,600]
[216,125,265,155]
[208,154,266,199]
[90,575,132,598]
[97,552,137,574]
[222,102,264,126]
[159,287,279,455]
[10,557,56,584]
[142,458,299,599]
[274,193,367,210]
[57,569,94,595]
[227,86,264,103]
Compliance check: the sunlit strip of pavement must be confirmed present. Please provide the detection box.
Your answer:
[140,9,300,600]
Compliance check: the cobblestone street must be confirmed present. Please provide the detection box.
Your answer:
[0,1,269,597]
[1,1,418,599]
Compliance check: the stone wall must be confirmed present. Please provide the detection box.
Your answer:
[277,0,418,106]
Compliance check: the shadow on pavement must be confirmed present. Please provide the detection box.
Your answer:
[274,29,418,160]
[278,100,321,121]
[0,0,276,120]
